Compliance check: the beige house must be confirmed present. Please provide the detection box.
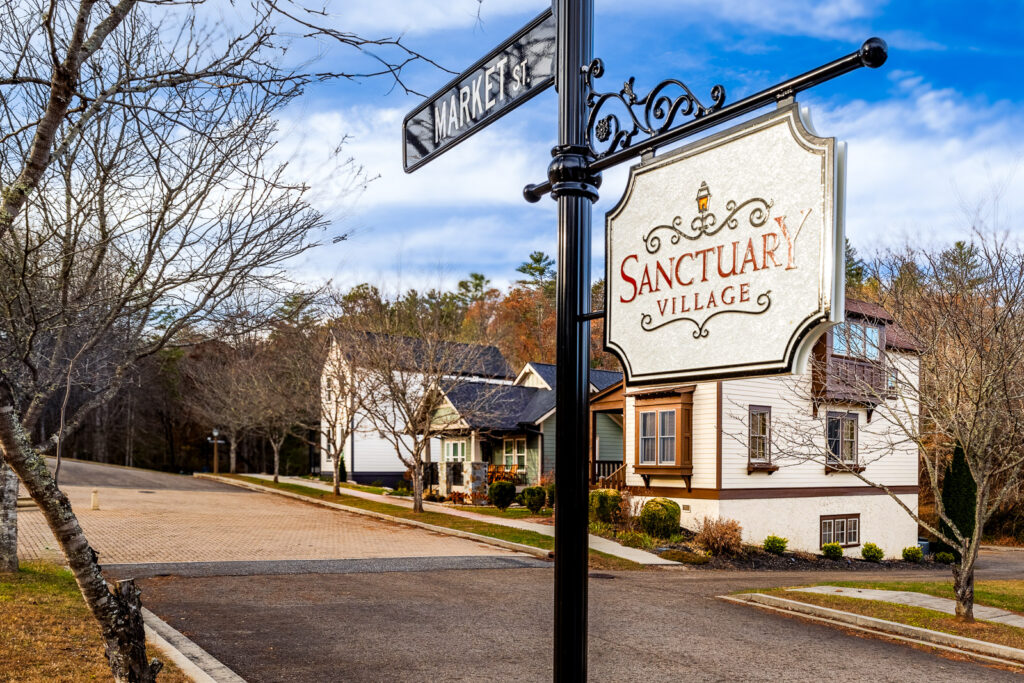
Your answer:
[592,299,922,557]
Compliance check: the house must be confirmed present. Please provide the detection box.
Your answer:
[591,299,922,557]
[320,332,514,488]
[431,361,622,493]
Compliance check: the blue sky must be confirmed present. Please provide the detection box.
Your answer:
[270,0,1024,291]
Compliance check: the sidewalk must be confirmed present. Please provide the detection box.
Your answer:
[790,586,1024,627]
[247,474,677,566]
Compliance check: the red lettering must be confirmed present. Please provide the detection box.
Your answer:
[762,233,782,268]
[655,260,673,291]
[619,254,639,303]
[657,298,669,316]
[638,264,654,296]
[699,248,715,282]
[740,238,759,274]
[740,282,750,302]
[721,285,735,305]
[706,289,717,309]
[674,252,694,286]
[717,242,738,278]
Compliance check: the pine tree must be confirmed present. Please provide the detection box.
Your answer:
[939,444,977,559]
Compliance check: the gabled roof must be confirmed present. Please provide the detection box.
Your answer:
[332,329,513,379]
[443,382,540,431]
[844,299,921,354]
[523,361,623,392]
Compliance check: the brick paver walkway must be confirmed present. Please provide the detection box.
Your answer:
[18,483,520,564]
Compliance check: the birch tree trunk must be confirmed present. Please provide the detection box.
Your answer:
[0,408,161,681]
[0,461,17,573]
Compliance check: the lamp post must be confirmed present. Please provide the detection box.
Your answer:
[211,428,220,475]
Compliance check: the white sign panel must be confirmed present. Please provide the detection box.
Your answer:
[605,104,846,384]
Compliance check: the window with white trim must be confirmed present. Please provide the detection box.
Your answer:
[444,440,466,462]
[821,514,860,547]
[658,410,676,464]
[639,411,657,465]
[503,437,526,468]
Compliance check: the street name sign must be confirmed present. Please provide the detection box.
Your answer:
[605,103,846,385]
[403,8,556,173]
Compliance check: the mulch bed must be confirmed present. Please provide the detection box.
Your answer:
[653,541,950,571]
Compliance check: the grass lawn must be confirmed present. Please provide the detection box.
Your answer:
[756,586,1024,652]
[821,579,1024,616]
[454,505,553,519]
[297,476,388,495]
[230,475,644,571]
[0,562,190,682]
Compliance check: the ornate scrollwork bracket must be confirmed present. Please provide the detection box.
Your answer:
[584,58,726,159]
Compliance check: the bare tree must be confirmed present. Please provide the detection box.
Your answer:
[351,294,507,513]
[0,0,439,677]
[319,325,374,494]
[751,231,1024,621]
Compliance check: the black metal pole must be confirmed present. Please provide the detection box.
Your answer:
[551,0,599,680]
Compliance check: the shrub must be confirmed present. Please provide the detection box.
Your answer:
[861,542,884,562]
[488,481,516,510]
[514,491,525,507]
[939,443,976,560]
[902,546,923,563]
[660,549,709,565]
[821,542,843,560]
[694,516,742,556]
[640,498,682,539]
[540,472,556,507]
[522,486,547,514]
[616,530,655,549]
[589,521,615,537]
[763,535,788,555]
[935,551,955,565]
[448,491,467,505]
[589,488,623,523]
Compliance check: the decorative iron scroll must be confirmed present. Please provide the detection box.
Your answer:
[644,196,773,254]
[584,58,726,159]
[640,291,773,338]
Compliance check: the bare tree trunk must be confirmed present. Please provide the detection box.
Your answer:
[272,443,281,484]
[332,446,342,496]
[0,408,161,681]
[411,454,424,513]
[229,436,238,474]
[953,550,977,621]
[0,461,17,573]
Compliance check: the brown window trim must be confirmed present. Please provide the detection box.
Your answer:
[825,411,860,473]
[820,513,861,548]
[747,405,775,473]
[634,393,692,478]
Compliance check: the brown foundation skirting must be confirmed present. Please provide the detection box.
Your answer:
[625,485,918,500]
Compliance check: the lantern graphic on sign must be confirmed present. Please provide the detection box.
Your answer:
[696,181,711,215]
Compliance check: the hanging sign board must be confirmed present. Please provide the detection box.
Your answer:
[605,103,846,385]
[403,8,556,173]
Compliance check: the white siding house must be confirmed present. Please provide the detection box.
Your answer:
[594,298,922,557]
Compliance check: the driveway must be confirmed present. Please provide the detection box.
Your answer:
[134,556,1024,682]
[18,459,533,566]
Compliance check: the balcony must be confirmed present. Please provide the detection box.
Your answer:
[811,335,886,411]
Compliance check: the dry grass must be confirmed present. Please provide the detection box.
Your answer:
[0,562,190,682]
[823,579,1024,615]
[763,587,1024,651]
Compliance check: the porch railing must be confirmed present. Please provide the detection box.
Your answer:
[593,460,623,482]
[487,464,528,486]
[595,462,626,490]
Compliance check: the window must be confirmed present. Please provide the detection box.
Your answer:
[444,440,466,462]
[748,406,771,462]
[639,411,657,465]
[658,411,676,464]
[503,437,526,468]
[826,412,858,466]
[633,392,692,474]
[832,320,881,360]
[821,514,861,547]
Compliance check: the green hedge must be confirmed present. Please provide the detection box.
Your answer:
[588,488,622,523]
[639,498,680,539]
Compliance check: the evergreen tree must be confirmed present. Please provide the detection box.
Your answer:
[939,444,977,559]
[844,238,865,288]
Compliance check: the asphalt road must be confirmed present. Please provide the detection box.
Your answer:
[44,457,230,491]
[138,555,1024,682]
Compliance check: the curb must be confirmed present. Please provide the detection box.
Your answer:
[143,607,246,682]
[981,545,1024,553]
[722,592,1024,667]
[196,474,554,561]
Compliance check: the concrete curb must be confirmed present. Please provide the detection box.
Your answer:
[196,474,554,561]
[981,545,1024,553]
[143,607,246,682]
[722,592,1024,667]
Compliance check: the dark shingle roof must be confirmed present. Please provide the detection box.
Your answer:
[444,383,540,431]
[844,299,922,354]
[845,298,893,323]
[527,362,623,392]
[335,330,513,379]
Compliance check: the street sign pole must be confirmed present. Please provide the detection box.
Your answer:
[550,1,598,680]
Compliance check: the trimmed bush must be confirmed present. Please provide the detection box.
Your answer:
[935,551,955,565]
[861,542,884,562]
[939,444,976,560]
[545,481,556,508]
[694,516,743,556]
[616,530,655,550]
[488,481,516,511]
[522,486,547,514]
[639,498,681,539]
[821,542,844,560]
[902,546,923,563]
[514,491,525,506]
[589,488,623,524]
[763,535,788,555]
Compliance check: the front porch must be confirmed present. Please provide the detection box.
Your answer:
[590,381,627,488]
[438,430,541,496]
